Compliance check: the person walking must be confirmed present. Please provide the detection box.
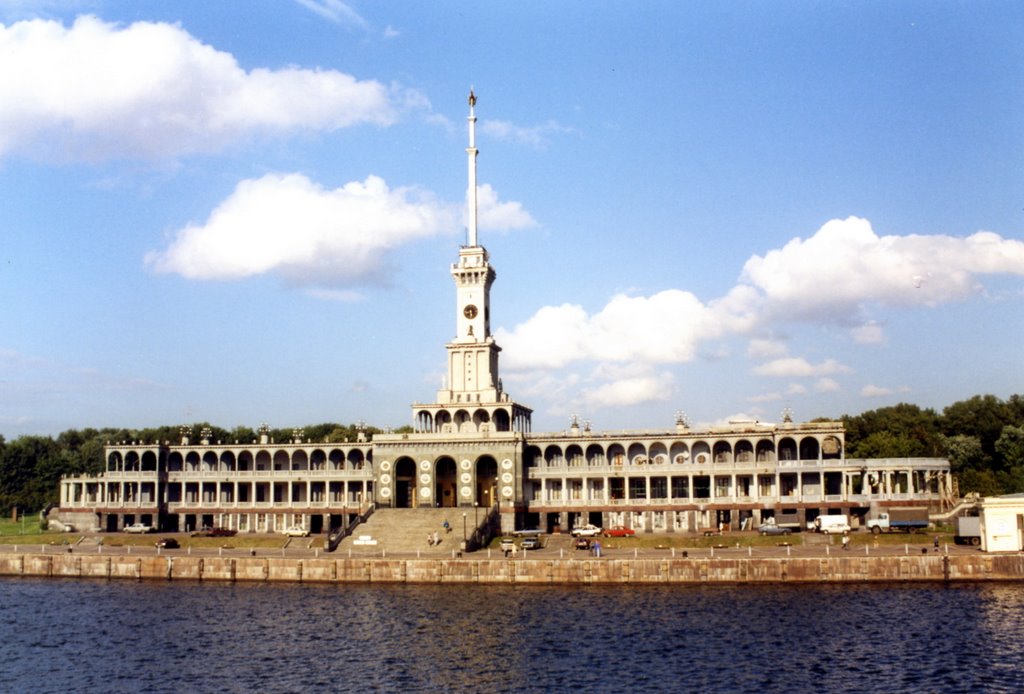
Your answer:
[842,530,850,550]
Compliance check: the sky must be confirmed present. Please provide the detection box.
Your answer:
[1,1,1022,438]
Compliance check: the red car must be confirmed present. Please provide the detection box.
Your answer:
[603,526,636,537]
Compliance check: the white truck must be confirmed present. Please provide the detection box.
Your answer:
[953,516,981,546]
[813,514,851,534]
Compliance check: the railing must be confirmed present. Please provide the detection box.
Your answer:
[325,503,375,552]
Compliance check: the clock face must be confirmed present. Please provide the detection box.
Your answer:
[463,304,478,319]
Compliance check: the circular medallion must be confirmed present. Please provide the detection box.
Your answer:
[501,459,513,470]
[501,486,513,498]
[420,473,431,484]
[463,304,478,319]
[380,473,391,485]
[460,486,471,498]
[460,472,472,484]
[419,487,431,498]
[379,460,391,472]
[380,487,391,498]
[460,459,471,470]
[501,472,513,484]
[420,460,430,471]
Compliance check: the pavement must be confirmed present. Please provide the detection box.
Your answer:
[0,531,982,560]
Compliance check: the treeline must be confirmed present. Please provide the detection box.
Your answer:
[0,421,409,516]
[2,394,1023,515]
[841,394,1024,497]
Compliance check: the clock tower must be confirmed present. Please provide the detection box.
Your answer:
[437,90,503,404]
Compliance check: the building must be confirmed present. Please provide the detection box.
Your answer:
[59,93,953,538]
[979,494,1024,552]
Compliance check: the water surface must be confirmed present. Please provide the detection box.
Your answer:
[1,579,1021,692]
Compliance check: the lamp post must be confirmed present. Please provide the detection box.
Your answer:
[462,512,467,547]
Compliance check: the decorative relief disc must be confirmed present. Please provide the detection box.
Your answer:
[501,459,513,470]
[379,460,392,472]
[501,486,513,498]
[501,472,513,484]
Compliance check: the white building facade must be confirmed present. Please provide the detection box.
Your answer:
[60,93,953,536]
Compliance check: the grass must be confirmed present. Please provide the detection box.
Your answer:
[0,514,66,544]
[487,529,952,551]
[99,533,292,550]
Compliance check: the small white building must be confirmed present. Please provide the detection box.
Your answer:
[980,493,1024,552]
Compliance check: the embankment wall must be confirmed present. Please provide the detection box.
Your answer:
[1,552,1022,585]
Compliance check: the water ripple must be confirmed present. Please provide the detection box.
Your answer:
[1,579,1023,693]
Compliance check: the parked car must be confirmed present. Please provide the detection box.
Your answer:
[155,537,180,549]
[499,537,516,553]
[283,526,310,537]
[603,526,636,537]
[191,527,237,538]
[570,524,602,537]
[574,537,592,550]
[521,536,543,550]
[124,523,153,534]
[758,523,793,536]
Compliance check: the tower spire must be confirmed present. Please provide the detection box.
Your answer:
[466,89,479,247]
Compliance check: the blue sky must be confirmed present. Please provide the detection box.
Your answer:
[1,1,1022,438]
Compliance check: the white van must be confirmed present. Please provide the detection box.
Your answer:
[813,514,851,534]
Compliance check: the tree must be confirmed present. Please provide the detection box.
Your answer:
[995,425,1024,470]
[843,403,942,457]
[942,434,987,473]
[941,395,1016,463]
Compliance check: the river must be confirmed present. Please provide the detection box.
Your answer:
[1,579,1021,693]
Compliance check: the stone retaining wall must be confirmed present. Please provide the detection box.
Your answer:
[2,552,1023,584]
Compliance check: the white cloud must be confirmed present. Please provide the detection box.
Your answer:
[145,173,455,284]
[746,337,788,359]
[814,378,841,393]
[497,216,1024,422]
[475,183,537,231]
[851,321,885,345]
[0,15,403,161]
[581,370,674,410]
[498,289,716,370]
[752,357,851,378]
[480,118,575,149]
[293,0,368,28]
[861,384,893,397]
[739,217,1024,321]
[145,173,535,287]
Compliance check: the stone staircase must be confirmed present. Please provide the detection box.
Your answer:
[336,508,483,554]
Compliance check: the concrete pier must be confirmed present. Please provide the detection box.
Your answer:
[1,551,1022,585]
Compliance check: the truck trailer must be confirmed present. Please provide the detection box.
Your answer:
[865,508,930,534]
[953,516,981,546]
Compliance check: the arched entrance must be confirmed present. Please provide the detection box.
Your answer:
[435,457,457,508]
[395,458,416,508]
[476,457,498,508]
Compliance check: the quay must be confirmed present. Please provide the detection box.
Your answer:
[2,548,1023,585]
